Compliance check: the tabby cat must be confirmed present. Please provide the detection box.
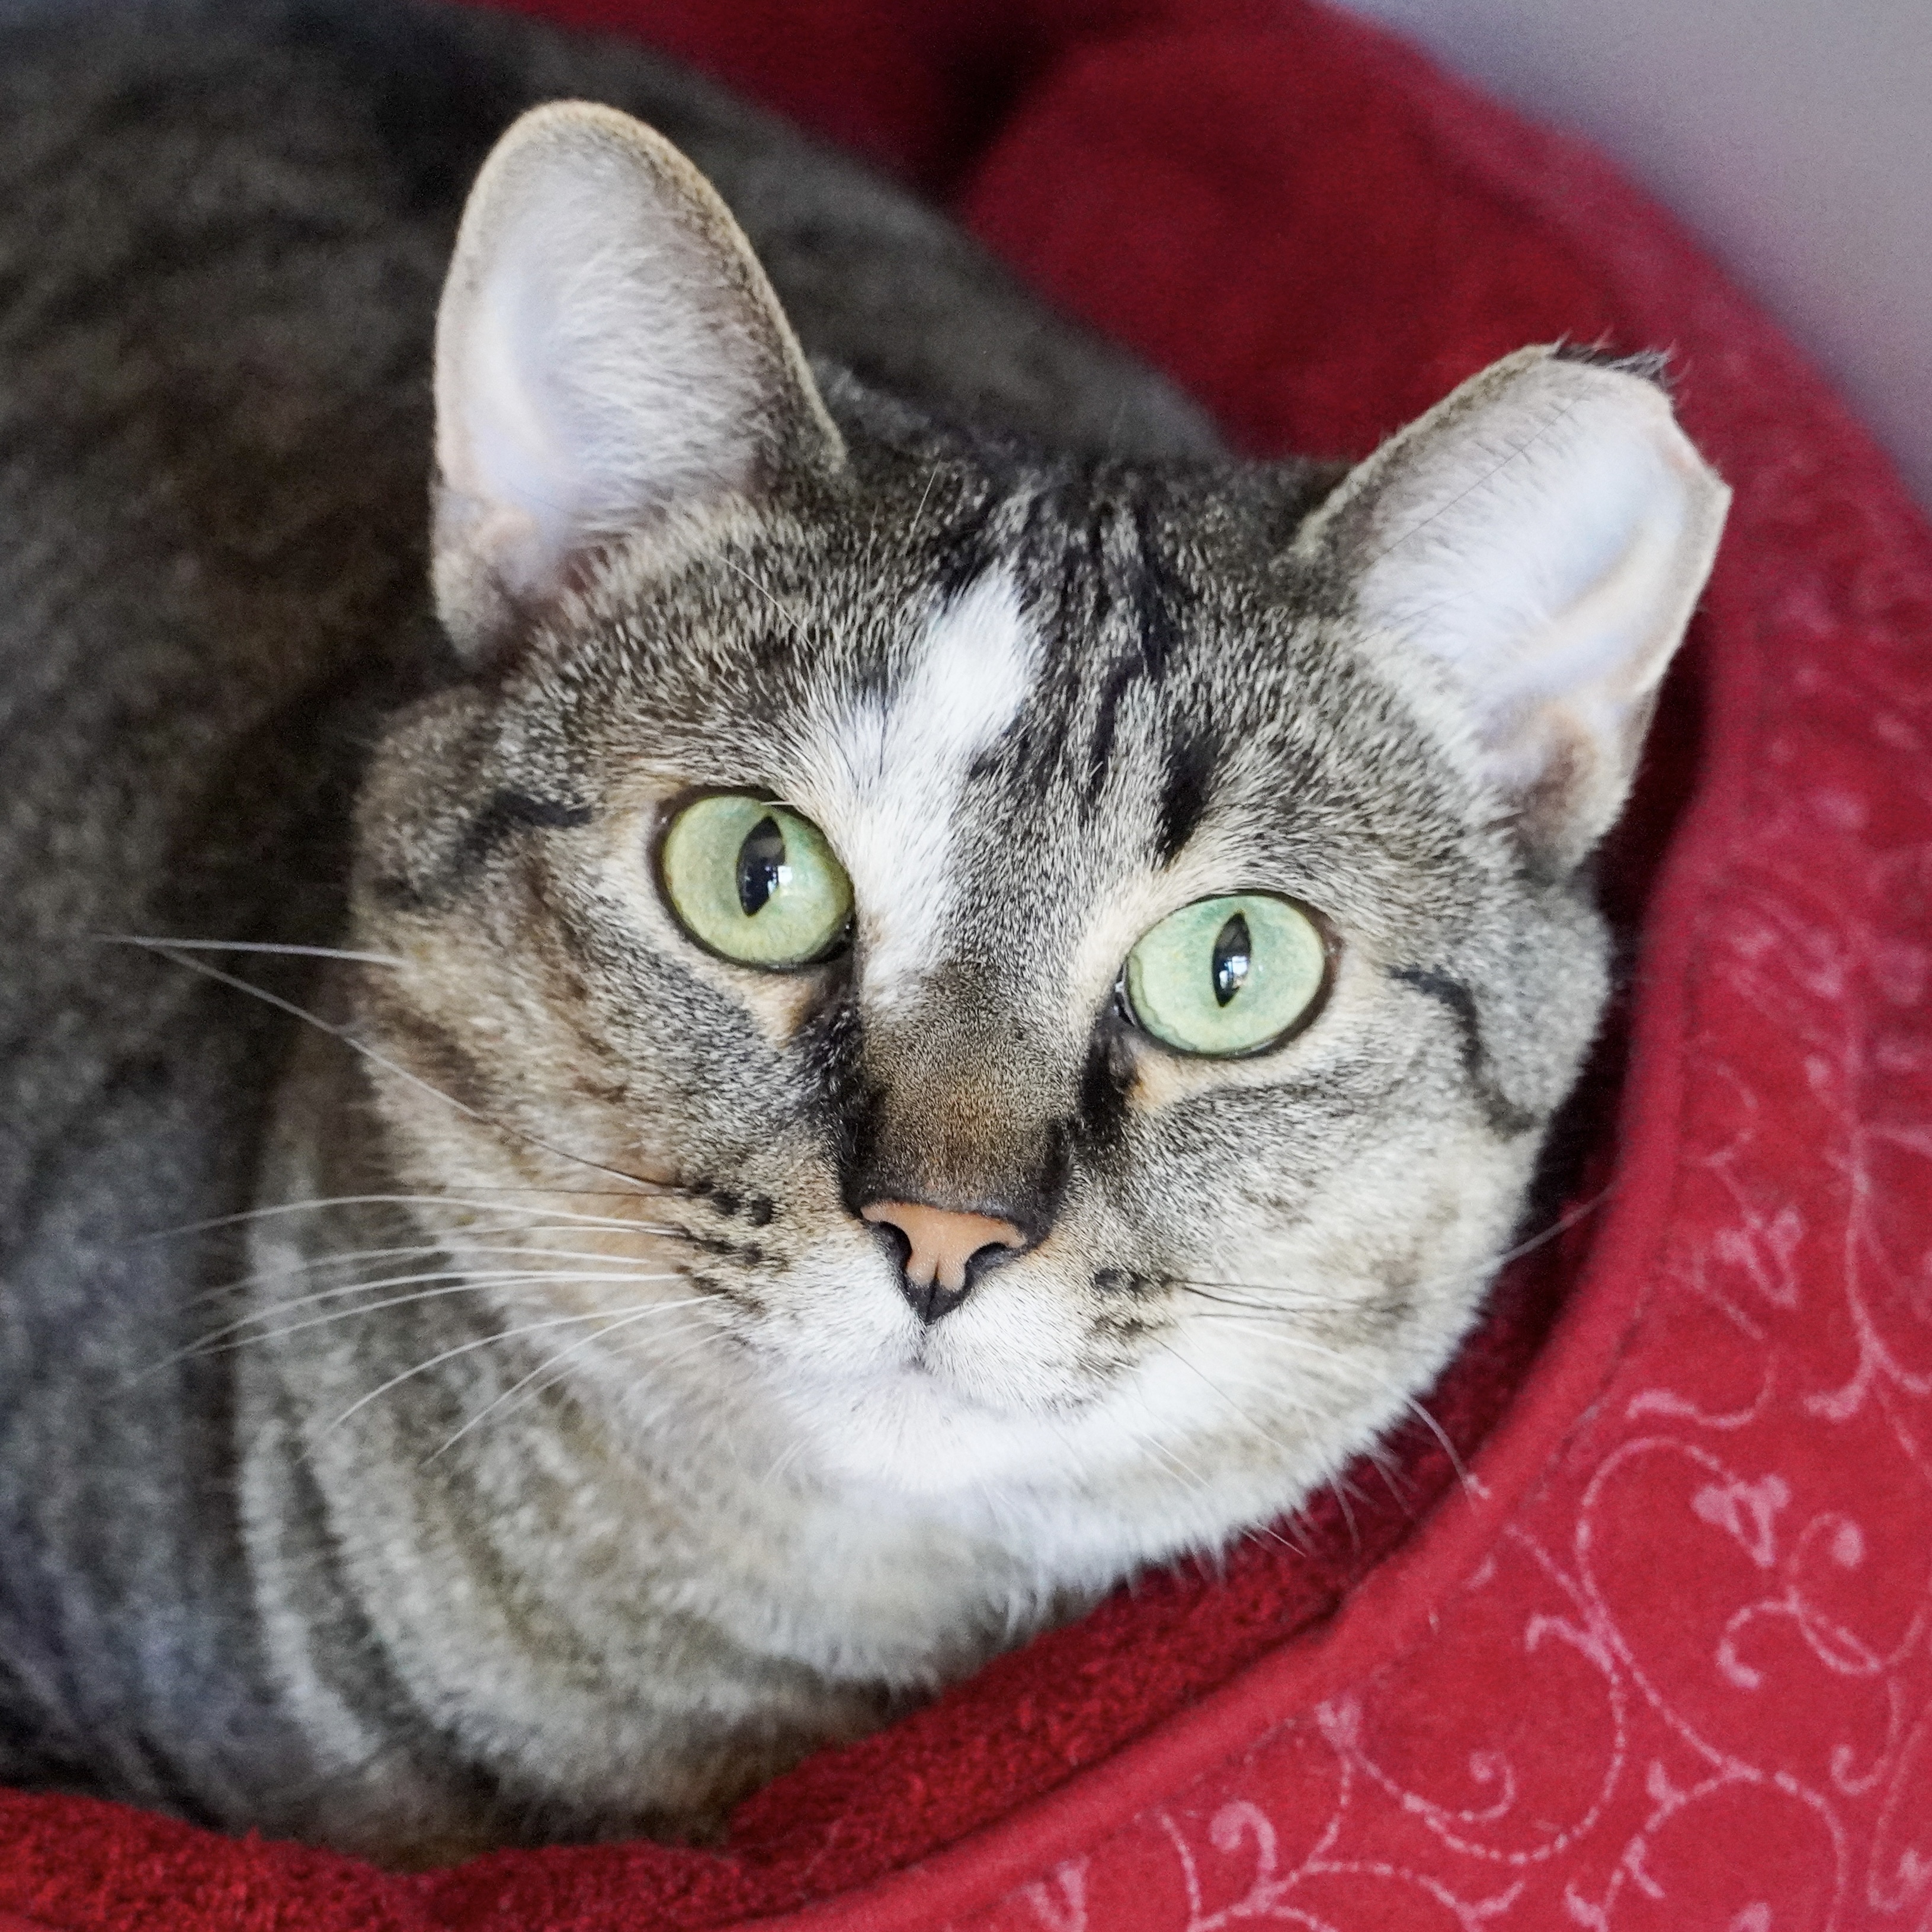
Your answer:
[0,0,1727,1867]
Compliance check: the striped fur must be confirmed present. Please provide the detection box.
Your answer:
[0,0,1722,1866]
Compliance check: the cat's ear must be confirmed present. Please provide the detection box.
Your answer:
[1300,345,1729,873]
[431,101,844,662]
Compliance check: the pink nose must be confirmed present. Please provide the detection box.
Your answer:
[860,1200,1025,1318]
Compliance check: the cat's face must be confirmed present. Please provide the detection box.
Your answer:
[343,104,1726,1566]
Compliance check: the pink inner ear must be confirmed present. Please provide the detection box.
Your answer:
[1316,355,1727,870]
[431,102,835,662]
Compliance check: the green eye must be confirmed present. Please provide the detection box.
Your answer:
[1122,893,1329,1056]
[658,794,853,969]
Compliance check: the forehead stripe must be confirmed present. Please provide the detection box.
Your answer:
[797,570,1038,1005]
[1154,723,1217,867]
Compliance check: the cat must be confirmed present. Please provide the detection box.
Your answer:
[0,0,1728,1870]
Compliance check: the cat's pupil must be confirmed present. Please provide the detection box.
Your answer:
[1212,914,1251,1007]
[736,815,788,917]
[734,808,788,912]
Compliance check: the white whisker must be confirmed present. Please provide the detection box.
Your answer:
[92,933,406,967]
[126,1190,686,1247]
[190,1230,692,1307]
[180,1269,685,1361]
[720,556,806,642]
[1174,1327,1475,1501]
[1151,1336,1313,1468]
[326,1298,715,1434]
[198,1248,688,1334]
[427,1298,716,1459]
[1168,1184,1612,1310]
[760,1433,813,1488]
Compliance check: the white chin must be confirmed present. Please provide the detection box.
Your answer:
[790,1363,1082,1497]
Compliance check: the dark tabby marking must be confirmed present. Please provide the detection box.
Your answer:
[1388,965,1542,1138]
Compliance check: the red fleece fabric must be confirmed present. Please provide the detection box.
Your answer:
[6,2,1931,1925]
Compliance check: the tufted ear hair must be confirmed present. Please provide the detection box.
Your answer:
[431,101,844,663]
[1300,345,1729,874]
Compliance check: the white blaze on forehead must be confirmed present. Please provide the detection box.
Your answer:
[792,571,1038,1004]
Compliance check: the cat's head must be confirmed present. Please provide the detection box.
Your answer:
[346,103,1726,1566]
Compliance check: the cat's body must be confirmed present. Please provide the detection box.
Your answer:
[0,0,1727,1868]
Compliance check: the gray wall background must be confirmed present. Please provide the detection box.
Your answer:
[1332,0,1932,515]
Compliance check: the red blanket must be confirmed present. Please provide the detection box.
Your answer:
[6,2,1930,1925]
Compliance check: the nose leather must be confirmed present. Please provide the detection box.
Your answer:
[861,1200,1024,1317]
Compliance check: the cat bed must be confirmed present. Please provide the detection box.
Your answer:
[5,0,1930,1924]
